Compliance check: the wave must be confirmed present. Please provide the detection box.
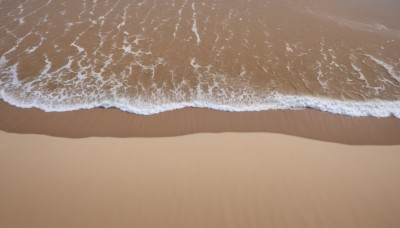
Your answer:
[1,89,399,118]
[1,0,400,119]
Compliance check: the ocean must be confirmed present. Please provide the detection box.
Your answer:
[0,0,399,116]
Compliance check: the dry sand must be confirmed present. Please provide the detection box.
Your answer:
[1,131,400,228]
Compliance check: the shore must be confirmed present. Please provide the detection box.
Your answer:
[1,131,400,228]
[1,0,400,226]
[1,102,400,227]
[1,101,400,145]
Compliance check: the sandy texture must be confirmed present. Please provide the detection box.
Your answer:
[1,101,400,145]
[0,131,400,228]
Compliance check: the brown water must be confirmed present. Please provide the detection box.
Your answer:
[0,0,399,116]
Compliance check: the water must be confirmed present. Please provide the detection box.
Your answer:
[0,0,399,116]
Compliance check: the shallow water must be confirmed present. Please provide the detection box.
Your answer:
[0,0,399,116]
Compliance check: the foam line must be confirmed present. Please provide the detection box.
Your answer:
[366,55,400,83]
[0,90,399,118]
[191,2,201,45]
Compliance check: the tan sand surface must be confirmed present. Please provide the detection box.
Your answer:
[1,131,400,228]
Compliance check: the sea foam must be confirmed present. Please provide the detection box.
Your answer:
[1,87,399,118]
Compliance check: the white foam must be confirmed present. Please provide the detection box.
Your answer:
[173,0,188,38]
[191,2,201,45]
[9,64,21,87]
[1,88,400,118]
[351,63,368,84]
[71,42,85,53]
[366,55,400,83]
[26,35,45,54]
[0,62,399,118]
[0,56,7,67]
[316,62,329,91]
[309,10,400,39]
[285,43,293,53]
[190,58,201,71]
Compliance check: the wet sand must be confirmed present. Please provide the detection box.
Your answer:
[1,101,400,145]
[1,131,400,228]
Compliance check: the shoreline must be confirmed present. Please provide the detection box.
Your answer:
[1,101,400,145]
[2,93,400,117]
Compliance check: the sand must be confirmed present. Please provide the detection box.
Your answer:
[1,101,399,227]
[1,101,400,145]
[1,131,400,228]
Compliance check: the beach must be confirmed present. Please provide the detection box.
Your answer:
[1,128,400,228]
[1,101,400,227]
[1,100,400,144]
[1,0,400,227]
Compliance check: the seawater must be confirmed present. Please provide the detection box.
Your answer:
[0,0,400,117]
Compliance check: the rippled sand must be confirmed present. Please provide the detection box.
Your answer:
[1,0,400,116]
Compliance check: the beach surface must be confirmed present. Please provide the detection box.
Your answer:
[1,101,400,145]
[1,101,400,227]
[1,130,400,228]
[1,0,400,226]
